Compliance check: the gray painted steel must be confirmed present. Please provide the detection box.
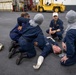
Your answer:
[65,5,76,11]
[0,12,76,75]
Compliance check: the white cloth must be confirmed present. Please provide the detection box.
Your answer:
[64,10,76,35]
[33,56,44,69]
[29,13,44,27]
[0,43,3,50]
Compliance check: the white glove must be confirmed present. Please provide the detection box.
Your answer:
[47,36,55,42]
[0,43,4,51]
[33,56,44,69]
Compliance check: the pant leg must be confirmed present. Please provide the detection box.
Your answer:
[56,31,63,40]
[40,44,53,58]
[19,37,36,58]
[51,34,57,38]
[61,55,76,66]
[46,29,49,34]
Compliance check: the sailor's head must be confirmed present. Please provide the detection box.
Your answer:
[29,13,44,27]
[21,12,30,19]
[53,12,58,21]
[66,10,76,23]
[34,13,44,25]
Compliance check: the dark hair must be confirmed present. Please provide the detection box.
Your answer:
[21,12,29,17]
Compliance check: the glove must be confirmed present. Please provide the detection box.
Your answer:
[0,43,4,51]
[33,56,44,69]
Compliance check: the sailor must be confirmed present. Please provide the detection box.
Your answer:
[61,10,76,66]
[46,12,64,41]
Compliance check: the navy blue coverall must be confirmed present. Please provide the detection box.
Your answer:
[61,29,76,66]
[34,36,59,58]
[10,17,30,42]
[18,23,44,58]
[46,19,64,40]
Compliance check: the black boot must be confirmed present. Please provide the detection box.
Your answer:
[8,47,20,59]
[16,52,28,65]
[9,41,19,52]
